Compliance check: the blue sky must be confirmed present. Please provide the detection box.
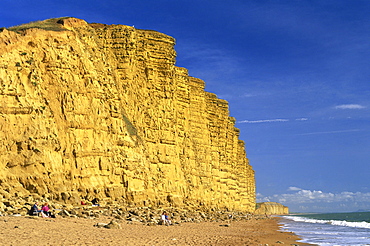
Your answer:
[2,0,369,213]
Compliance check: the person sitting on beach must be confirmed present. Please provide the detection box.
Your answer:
[161,212,171,226]
[41,203,51,218]
[91,198,100,206]
[29,202,41,216]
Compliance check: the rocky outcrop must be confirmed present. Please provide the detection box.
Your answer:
[0,18,255,212]
[255,202,289,215]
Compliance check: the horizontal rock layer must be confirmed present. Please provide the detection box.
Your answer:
[0,18,255,212]
[255,202,289,215]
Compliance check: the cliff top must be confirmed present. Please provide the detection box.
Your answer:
[6,17,72,33]
[4,17,172,38]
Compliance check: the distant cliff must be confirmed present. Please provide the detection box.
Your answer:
[255,202,289,215]
[0,17,255,211]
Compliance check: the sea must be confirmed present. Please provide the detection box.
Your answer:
[278,212,370,246]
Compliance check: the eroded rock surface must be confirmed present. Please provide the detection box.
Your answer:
[0,18,255,212]
[255,202,289,215]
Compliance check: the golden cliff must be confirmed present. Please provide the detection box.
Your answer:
[0,18,255,211]
[255,202,289,215]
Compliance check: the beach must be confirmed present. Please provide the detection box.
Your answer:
[0,215,315,245]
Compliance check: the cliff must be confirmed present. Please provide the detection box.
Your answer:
[0,17,255,211]
[255,202,289,215]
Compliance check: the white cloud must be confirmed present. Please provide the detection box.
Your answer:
[256,193,266,199]
[237,119,289,124]
[288,186,302,191]
[335,104,366,109]
[237,117,311,124]
[297,129,361,136]
[257,186,370,211]
[295,118,308,121]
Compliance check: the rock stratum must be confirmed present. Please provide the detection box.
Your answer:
[0,18,255,212]
[255,202,289,215]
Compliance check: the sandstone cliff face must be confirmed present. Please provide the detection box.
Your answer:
[0,18,255,211]
[255,202,289,215]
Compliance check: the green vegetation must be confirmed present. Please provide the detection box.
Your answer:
[122,113,138,137]
[8,17,70,33]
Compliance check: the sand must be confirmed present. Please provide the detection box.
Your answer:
[0,215,315,245]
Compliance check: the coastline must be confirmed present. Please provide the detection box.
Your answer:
[0,215,316,245]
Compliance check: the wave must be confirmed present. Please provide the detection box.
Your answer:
[282,215,370,229]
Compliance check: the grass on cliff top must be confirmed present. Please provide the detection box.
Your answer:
[8,17,70,33]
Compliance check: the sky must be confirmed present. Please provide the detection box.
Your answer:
[1,0,369,213]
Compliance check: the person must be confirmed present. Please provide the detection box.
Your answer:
[161,211,171,225]
[91,198,100,206]
[29,202,41,216]
[41,203,51,218]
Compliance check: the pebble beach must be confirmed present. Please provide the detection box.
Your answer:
[0,213,315,245]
